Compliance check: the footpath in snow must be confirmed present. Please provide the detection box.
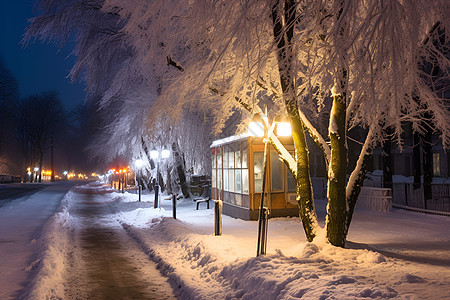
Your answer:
[28,182,450,299]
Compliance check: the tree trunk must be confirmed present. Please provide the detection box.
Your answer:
[271,0,317,241]
[422,121,433,208]
[38,152,43,182]
[413,132,421,189]
[344,127,374,237]
[382,129,393,189]
[172,143,189,198]
[291,106,317,242]
[326,93,348,247]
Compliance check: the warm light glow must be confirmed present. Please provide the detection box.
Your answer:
[276,122,292,137]
[135,159,144,168]
[150,150,159,159]
[42,170,52,176]
[161,149,170,159]
[248,122,264,137]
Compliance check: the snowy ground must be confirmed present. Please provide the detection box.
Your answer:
[5,182,450,299]
[0,183,75,299]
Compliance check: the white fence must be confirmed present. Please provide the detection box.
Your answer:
[356,187,392,212]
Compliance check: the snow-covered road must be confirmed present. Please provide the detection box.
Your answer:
[0,182,76,299]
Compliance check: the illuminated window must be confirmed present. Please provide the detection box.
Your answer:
[287,168,296,193]
[235,150,241,168]
[223,146,229,169]
[212,169,216,188]
[235,169,241,193]
[254,152,264,193]
[223,169,228,191]
[229,148,234,168]
[217,151,222,169]
[242,169,249,194]
[229,169,235,192]
[217,170,222,190]
[271,151,283,191]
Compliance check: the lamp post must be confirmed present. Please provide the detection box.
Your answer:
[150,149,170,209]
[34,167,39,183]
[134,159,144,202]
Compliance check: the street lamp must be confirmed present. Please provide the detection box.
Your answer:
[34,167,39,182]
[134,159,145,201]
[134,159,145,186]
[151,149,170,208]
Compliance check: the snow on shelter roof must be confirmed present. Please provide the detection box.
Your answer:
[210,134,250,148]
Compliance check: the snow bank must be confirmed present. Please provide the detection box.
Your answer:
[109,188,450,299]
[20,191,75,299]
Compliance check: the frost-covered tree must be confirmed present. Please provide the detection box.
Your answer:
[14,91,67,181]
[25,0,214,190]
[27,0,449,246]
[100,0,449,247]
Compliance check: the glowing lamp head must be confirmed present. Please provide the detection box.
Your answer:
[161,149,170,159]
[276,122,292,137]
[248,122,264,137]
[135,159,144,168]
[150,150,159,160]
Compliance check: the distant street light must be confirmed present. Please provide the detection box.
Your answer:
[135,159,144,168]
[161,149,170,159]
[150,150,159,160]
[134,159,145,188]
[34,167,39,182]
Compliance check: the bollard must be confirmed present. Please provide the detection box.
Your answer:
[172,193,177,219]
[260,207,269,255]
[138,185,142,202]
[121,179,125,193]
[154,185,159,209]
[214,200,222,236]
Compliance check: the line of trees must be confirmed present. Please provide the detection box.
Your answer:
[0,58,76,182]
[15,91,67,182]
[25,0,449,247]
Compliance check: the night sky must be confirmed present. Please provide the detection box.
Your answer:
[0,0,85,112]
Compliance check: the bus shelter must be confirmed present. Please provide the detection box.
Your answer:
[210,133,299,220]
